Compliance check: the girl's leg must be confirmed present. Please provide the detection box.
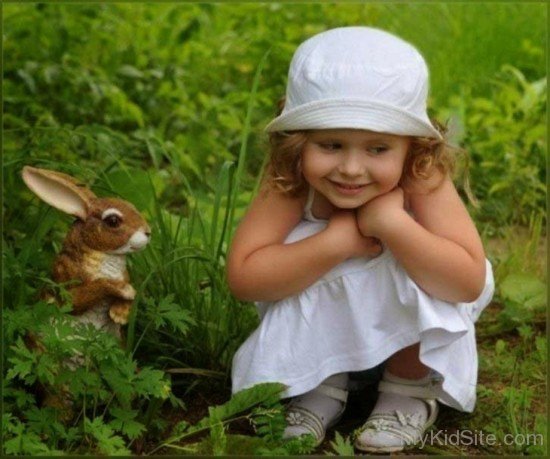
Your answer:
[376,343,431,423]
[355,343,438,452]
[385,343,429,379]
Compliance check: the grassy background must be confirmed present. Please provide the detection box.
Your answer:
[2,2,547,455]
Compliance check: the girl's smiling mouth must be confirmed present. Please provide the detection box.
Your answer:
[328,179,370,195]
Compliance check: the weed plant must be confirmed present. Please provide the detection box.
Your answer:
[2,2,547,455]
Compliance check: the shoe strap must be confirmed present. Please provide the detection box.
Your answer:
[357,400,439,447]
[378,380,436,400]
[424,398,439,426]
[313,383,348,403]
[285,406,324,442]
[361,413,419,444]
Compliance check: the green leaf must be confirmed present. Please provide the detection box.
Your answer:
[102,168,156,213]
[6,337,37,382]
[35,352,59,385]
[149,294,196,335]
[250,405,286,443]
[133,367,171,399]
[500,274,546,310]
[198,433,264,456]
[109,407,146,440]
[16,68,37,93]
[2,413,60,455]
[196,382,286,430]
[495,339,506,355]
[488,181,510,195]
[3,387,36,411]
[84,416,131,456]
[117,65,144,79]
[327,431,355,456]
[23,406,66,440]
[209,416,227,456]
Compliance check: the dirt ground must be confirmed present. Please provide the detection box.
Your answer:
[148,379,485,456]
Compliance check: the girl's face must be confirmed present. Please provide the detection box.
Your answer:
[301,129,410,210]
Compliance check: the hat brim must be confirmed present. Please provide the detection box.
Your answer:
[265,99,442,140]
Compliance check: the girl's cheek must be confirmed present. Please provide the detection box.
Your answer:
[373,162,396,181]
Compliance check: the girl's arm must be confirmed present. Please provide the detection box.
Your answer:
[357,176,486,303]
[227,184,381,302]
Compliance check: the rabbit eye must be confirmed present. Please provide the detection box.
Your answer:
[103,214,122,228]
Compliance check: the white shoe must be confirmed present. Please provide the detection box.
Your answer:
[284,382,348,447]
[354,376,439,453]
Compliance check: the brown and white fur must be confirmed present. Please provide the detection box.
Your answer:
[22,166,151,339]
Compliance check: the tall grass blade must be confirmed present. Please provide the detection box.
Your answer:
[225,49,271,248]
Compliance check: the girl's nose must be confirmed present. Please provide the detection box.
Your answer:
[338,151,367,177]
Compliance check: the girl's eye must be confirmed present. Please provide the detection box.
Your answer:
[103,215,122,228]
[319,142,342,151]
[369,146,389,155]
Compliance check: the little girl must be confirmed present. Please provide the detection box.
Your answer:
[227,27,494,452]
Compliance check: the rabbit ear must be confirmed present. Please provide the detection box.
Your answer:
[22,166,97,220]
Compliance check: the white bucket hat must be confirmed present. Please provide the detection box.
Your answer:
[266,27,442,140]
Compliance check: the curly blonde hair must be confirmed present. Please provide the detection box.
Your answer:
[264,100,473,202]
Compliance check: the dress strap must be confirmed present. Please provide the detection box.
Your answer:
[303,186,317,221]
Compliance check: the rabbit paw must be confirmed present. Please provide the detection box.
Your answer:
[119,284,136,300]
[109,303,131,324]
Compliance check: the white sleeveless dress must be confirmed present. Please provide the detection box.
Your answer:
[231,189,495,412]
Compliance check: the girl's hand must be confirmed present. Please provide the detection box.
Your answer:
[357,187,407,238]
[326,210,383,259]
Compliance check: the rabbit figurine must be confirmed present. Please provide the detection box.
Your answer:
[22,166,151,339]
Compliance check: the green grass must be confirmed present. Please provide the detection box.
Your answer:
[2,2,546,455]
